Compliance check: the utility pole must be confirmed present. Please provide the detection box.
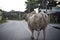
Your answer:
[46,2,47,13]
[26,1,30,13]
[38,4,40,13]
[28,2,30,13]
[46,1,49,13]
[18,11,20,20]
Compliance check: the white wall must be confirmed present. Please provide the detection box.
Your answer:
[52,7,60,12]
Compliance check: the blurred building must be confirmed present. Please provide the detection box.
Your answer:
[47,6,60,23]
[3,10,24,20]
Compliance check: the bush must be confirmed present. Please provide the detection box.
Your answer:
[0,19,6,24]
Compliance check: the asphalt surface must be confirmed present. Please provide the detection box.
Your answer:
[0,20,60,40]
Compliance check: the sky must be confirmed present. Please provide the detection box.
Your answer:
[0,0,27,12]
[0,0,60,12]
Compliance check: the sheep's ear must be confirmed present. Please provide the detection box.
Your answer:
[25,18,28,21]
[22,13,28,21]
[22,13,27,19]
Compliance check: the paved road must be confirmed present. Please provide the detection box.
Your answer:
[0,20,60,40]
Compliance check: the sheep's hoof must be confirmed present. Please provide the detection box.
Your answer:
[36,39,38,40]
[31,37,34,40]
[34,39,38,40]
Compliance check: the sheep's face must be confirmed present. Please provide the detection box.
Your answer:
[22,13,27,20]
[25,13,33,21]
[26,13,33,18]
[23,13,34,21]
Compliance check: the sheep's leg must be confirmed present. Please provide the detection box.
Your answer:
[43,28,46,40]
[29,27,34,40]
[28,24,34,40]
[31,30,34,40]
[36,30,40,40]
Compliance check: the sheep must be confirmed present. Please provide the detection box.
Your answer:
[23,11,48,40]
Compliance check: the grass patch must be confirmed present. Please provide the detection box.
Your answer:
[0,20,7,24]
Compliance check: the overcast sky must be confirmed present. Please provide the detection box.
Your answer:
[0,0,27,12]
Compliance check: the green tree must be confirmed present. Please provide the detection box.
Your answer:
[47,0,57,9]
[25,0,57,13]
[25,0,39,12]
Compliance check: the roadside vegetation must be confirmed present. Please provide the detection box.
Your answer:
[0,17,6,24]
